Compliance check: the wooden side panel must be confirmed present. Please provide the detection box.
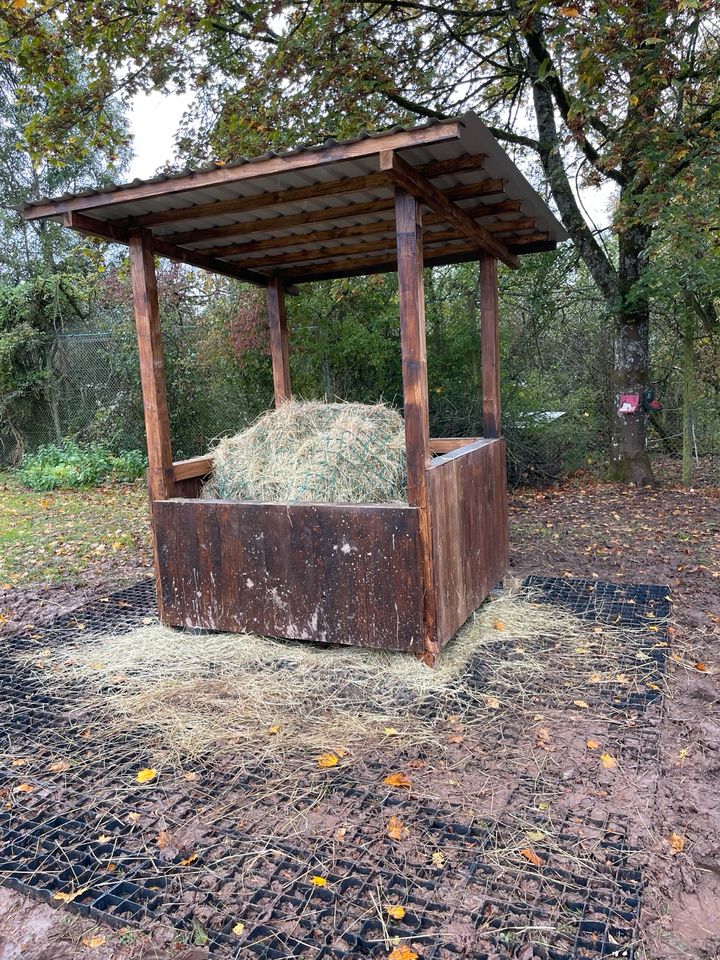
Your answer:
[427,438,509,645]
[153,500,424,651]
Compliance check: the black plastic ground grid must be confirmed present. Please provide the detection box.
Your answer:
[0,576,669,958]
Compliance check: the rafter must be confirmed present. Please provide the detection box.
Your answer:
[379,151,519,269]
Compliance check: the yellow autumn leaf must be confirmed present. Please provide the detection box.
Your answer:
[11,758,27,767]
[670,831,685,853]
[493,619,506,630]
[97,834,112,843]
[135,768,157,784]
[559,6,580,15]
[49,760,70,772]
[526,830,545,842]
[678,748,689,760]
[386,904,406,920]
[586,739,600,750]
[52,886,88,903]
[387,816,404,840]
[81,935,106,948]
[184,771,198,782]
[15,783,33,793]
[232,922,246,936]
[431,850,445,867]
[483,695,501,709]
[317,753,339,768]
[600,752,617,770]
[384,772,412,789]
[267,724,281,735]
[389,946,417,960]
[180,852,198,866]
[383,727,399,736]
[310,875,327,886]
[573,700,589,709]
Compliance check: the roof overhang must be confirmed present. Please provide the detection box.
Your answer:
[23,112,568,285]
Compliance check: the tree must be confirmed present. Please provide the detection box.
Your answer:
[5,1,720,481]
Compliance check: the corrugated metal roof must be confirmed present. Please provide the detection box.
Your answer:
[23,112,568,284]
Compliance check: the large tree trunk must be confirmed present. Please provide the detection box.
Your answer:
[608,222,656,484]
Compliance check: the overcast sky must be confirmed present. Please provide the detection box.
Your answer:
[127,90,615,233]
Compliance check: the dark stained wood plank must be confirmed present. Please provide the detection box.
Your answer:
[267,277,292,404]
[427,438,509,645]
[380,151,519,269]
[154,500,425,651]
[25,121,463,220]
[429,437,479,454]
[480,254,501,438]
[394,187,438,664]
[63,211,269,286]
[134,176,505,235]
[172,455,213,482]
[128,229,175,504]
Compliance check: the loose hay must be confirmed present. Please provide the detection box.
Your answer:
[25,583,666,761]
[202,399,407,503]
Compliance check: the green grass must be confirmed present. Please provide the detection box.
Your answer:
[0,471,151,589]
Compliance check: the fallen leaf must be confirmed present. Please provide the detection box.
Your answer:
[180,853,198,866]
[97,834,112,844]
[586,739,600,750]
[184,772,197,782]
[526,830,545,842]
[559,6,580,15]
[135,768,157,784]
[600,752,617,770]
[678,748,689,760]
[387,816,404,840]
[334,826,347,841]
[156,830,172,849]
[11,758,27,767]
[232,922,246,936]
[81,935,106,948]
[15,783,33,793]
[670,831,685,853]
[386,904,406,920]
[383,727,399,736]
[493,619,506,630]
[127,812,141,823]
[520,847,543,867]
[267,724,281,735]
[483,695,501,709]
[384,772,412,789]
[388,946,418,960]
[53,886,88,903]
[431,850,445,867]
[310,875,327,886]
[49,760,70,773]
[573,700,589,709]
[694,662,708,672]
[317,753,339,768]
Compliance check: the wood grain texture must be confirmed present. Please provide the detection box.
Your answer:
[154,499,424,651]
[172,456,213,482]
[394,188,438,662]
[26,121,462,220]
[128,229,175,504]
[429,438,479,454]
[380,151,519,269]
[480,254,501,438]
[427,438,509,645]
[266,278,291,404]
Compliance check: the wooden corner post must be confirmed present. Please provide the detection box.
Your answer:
[480,254,501,438]
[128,228,175,503]
[394,187,438,663]
[266,276,292,405]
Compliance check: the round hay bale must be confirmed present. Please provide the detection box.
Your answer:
[202,400,407,504]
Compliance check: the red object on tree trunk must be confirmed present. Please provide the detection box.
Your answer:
[618,393,640,414]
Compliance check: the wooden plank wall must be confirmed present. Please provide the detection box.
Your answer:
[154,499,425,651]
[427,438,509,645]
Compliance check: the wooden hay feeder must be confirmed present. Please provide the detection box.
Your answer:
[25,111,566,664]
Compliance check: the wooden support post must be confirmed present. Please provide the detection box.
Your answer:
[480,254,501,438]
[267,276,292,405]
[129,228,175,502]
[394,187,438,663]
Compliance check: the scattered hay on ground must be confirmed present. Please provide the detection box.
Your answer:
[22,582,666,761]
[202,399,407,504]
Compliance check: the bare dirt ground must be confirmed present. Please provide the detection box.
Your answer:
[1,475,718,960]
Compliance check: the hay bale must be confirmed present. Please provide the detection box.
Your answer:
[202,400,407,504]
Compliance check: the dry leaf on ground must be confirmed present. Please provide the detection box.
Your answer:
[317,753,339,768]
[387,816,405,840]
[384,772,412,788]
[386,904,406,919]
[135,768,157,784]
[520,847,543,867]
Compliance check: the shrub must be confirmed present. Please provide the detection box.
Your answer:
[15,441,146,491]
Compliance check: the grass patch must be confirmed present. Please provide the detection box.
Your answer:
[0,472,151,588]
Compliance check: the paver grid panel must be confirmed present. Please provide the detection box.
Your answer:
[0,577,669,958]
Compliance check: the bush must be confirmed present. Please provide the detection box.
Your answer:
[15,441,146,491]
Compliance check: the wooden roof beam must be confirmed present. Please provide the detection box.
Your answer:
[379,150,519,269]
[211,215,535,260]
[63,211,269,287]
[166,194,518,248]
[25,120,463,220]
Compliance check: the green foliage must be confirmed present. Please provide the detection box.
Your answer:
[15,441,146,491]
